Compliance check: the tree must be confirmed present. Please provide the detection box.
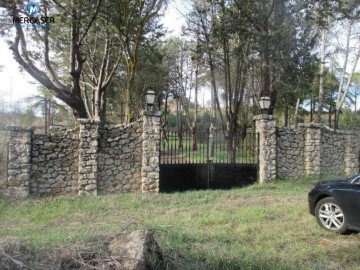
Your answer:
[107,0,166,123]
[312,1,337,123]
[105,31,167,123]
[162,38,200,150]
[0,0,166,124]
[334,18,360,128]
[1,1,100,119]
[309,0,360,123]
[184,0,320,160]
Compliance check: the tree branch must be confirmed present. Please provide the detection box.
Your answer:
[43,4,69,92]
[79,0,103,45]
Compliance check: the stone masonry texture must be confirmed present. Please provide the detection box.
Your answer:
[3,114,360,197]
[31,127,79,195]
[3,113,160,197]
[6,126,33,197]
[255,115,360,182]
[254,115,277,183]
[97,120,143,194]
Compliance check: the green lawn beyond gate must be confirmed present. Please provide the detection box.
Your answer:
[0,177,359,269]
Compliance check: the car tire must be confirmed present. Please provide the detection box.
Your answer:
[315,197,349,234]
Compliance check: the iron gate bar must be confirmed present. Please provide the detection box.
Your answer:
[159,130,259,192]
[160,130,259,165]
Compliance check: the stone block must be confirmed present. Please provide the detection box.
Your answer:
[8,162,20,169]
[142,166,152,173]
[18,157,31,164]
[84,184,97,191]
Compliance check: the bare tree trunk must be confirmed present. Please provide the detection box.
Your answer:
[99,90,107,125]
[176,100,183,150]
[335,20,359,129]
[284,104,289,127]
[191,67,199,152]
[310,98,314,122]
[44,98,49,134]
[208,54,217,159]
[317,28,327,123]
[124,79,132,124]
[191,126,197,152]
[294,98,300,128]
[178,129,183,150]
[227,119,238,163]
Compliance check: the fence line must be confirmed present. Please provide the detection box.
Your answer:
[160,130,258,165]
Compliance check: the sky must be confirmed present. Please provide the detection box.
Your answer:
[0,39,39,103]
[0,0,187,103]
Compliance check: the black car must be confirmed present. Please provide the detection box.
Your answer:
[308,175,360,234]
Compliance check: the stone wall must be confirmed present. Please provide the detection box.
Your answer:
[4,113,360,196]
[141,113,161,192]
[98,121,143,194]
[255,115,360,182]
[320,130,345,176]
[276,127,304,179]
[254,115,277,183]
[3,114,160,197]
[6,127,33,197]
[344,133,360,176]
[0,130,8,195]
[77,119,100,195]
[31,128,79,195]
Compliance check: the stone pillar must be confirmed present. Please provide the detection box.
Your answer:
[141,112,161,192]
[6,126,34,197]
[254,115,277,183]
[344,131,359,176]
[77,119,100,195]
[302,124,322,177]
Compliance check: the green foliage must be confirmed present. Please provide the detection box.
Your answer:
[106,39,167,123]
[163,113,177,128]
[338,109,360,130]
[20,108,37,126]
[311,68,339,108]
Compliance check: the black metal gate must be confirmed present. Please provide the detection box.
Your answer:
[159,130,259,192]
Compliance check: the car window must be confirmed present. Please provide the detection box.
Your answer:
[351,175,360,184]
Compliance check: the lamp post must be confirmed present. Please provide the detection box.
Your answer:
[259,96,271,115]
[145,89,156,112]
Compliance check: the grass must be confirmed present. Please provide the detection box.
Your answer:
[0,177,360,269]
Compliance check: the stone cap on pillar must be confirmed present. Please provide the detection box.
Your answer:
[297,123,357,135]
[253,115,275,121]
[6,126,35,132]
[77,118,101,125]
[142,110,162,117]
[297,123,324,129]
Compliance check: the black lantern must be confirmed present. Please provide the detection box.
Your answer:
[145,89,156,111]
[259,96,271,114]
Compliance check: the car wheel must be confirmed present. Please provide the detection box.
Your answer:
[315,197,349,234]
